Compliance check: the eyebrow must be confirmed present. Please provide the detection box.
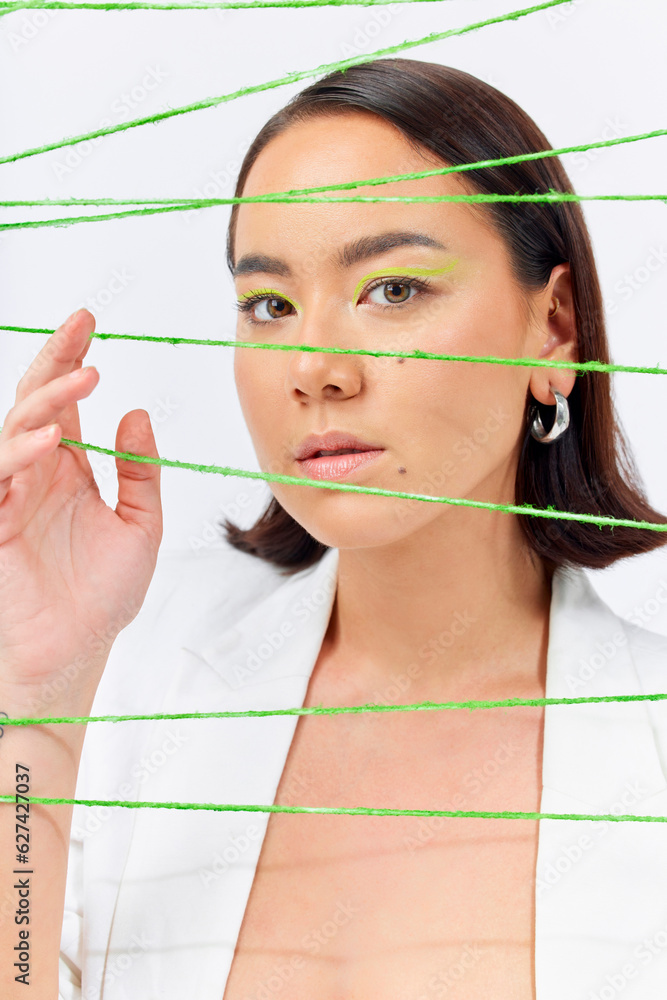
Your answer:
[231,231,449,278]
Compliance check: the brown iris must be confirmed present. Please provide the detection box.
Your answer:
[383,282,412,303]
[265,296,293,318]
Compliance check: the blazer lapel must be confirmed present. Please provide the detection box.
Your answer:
[95,549,667,999]
[535,564,667,999]
[100,546,339,999]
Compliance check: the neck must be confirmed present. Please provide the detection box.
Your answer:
[322,508,553,701]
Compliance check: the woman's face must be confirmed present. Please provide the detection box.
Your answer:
[232,110,574,550]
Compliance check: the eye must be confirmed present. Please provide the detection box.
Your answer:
[363,277,429,308]
[254,296,294,321]
[235,292,297,325]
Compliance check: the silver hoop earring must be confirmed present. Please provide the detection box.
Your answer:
[529,384,570,443]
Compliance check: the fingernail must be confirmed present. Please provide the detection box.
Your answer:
[34,425,57,439]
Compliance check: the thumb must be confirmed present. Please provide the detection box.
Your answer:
[114,409,163,542]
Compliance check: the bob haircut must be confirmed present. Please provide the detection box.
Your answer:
[222,57,667,575]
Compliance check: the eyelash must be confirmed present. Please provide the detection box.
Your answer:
[234,276,433,326]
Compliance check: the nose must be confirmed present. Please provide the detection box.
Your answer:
[285,317,363,403]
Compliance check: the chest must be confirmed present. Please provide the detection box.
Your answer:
[222,680,545,1000]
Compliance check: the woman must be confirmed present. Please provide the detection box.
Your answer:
[1,58,666,1000]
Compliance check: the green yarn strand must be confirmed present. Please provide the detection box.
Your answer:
[0,0,576,165]
[1,324,665,377]
[1,691,667,727]
[0,426,664,533]
[0,792,662,822]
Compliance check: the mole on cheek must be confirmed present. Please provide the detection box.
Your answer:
[398,466,407,474]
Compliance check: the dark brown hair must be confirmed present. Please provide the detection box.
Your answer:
[221,57,667,575]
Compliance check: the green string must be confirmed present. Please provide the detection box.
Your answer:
[2,0,663,831]
[0,0,458,14]
[3,126,664,232]
[3,127,667,206]
[0,0,576,166]
[3,191,666,233]
[2,692,667,727]
[0,428,663,532]
[2,324,664,376]
[0,793,661,821]
[5,190,667,209]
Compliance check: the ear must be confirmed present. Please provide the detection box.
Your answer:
[528,262,579,406]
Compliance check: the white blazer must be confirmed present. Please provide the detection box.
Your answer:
[58,542,667,1000]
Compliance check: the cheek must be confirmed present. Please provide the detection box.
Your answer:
[386,360,479,439]
[234,353,300,475]
[234,353,282,429]
[418,300,530,435]
[386,354,524,484]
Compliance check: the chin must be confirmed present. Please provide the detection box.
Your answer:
[273,489,437,551]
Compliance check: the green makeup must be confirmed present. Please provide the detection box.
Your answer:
[351,259,458,306]
[237,287,301,313]
[237,259,458,315]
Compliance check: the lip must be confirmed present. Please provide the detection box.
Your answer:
[294,430,385,482]
[296,450,385,481]
[294,430,384,461]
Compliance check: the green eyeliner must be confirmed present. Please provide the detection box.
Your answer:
[237,287,301,311]
[237,259,458,315]
[351,259,458,306]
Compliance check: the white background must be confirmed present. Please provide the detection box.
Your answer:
[1,0,666,633]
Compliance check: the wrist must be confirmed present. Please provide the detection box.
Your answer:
[0,672,103,723]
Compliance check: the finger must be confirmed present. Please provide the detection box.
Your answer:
[2,367,99,443]
[15,309,96,443]
[114,410,163,546]
[56,312,98,445]
[0,423,61,508]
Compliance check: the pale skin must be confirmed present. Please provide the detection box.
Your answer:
[0,108,578,996]
[223,109,579,998]
[0,313,162,997]
[232,109,577,699]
